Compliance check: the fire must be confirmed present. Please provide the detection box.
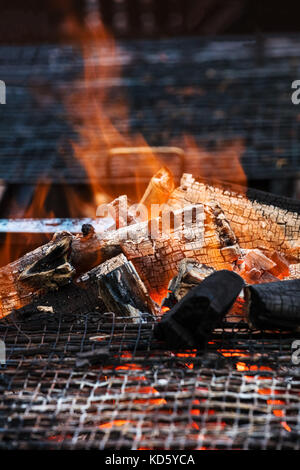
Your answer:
[236,362,273,372]
[0,183,56,267]
[281,422,292,432]
[265,399,292,432]
[99,420,130,429]
[175,351,197,369]
[65,12,173,216]
[219,349,249,358]
[182,135,247,188]
[116,363,143,371]
[150,289,169,306]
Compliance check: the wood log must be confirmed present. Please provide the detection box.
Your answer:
[162,259,215,308]
[7,280,105,323]
[0,201,242,317]
[0,232,75,319]
[245,279,300,330]
[104,203,241,297]
[9,253,156,324]
[1,172,299,318]
[82,253,158,323]
[168,174,300,263]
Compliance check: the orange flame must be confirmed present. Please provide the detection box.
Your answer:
[182,135,247,188]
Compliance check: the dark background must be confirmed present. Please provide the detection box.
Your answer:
[0,0,300,43]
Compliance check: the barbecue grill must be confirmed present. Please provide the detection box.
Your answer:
[1,311,300,450]
[1,3,300,452]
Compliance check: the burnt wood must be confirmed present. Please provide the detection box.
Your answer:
[246,279,300,330]
[0,232,75,319]
[8,277,105,323]
[92,253,157,323]
[154,270,244,349]
[168,174,300,263]
[162,259,215,308]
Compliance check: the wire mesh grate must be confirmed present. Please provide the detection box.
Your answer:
[1,311,300,450]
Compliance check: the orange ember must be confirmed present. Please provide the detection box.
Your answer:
[219,349,249,358]
[99,420,130,429]
[281,422,292,432]
[236,362,273,372]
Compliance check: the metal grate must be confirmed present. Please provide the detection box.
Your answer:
[1,311,300,450]
[0,36,300,194]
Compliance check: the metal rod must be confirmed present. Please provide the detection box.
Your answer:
[0,217,114,234]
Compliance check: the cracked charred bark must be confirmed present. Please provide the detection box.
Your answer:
[168,174,300,263]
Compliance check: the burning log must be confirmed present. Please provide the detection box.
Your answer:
[79,253,157,323]
[287,264,300,280]
[0,232,75,319]
[0,200,242,317]
[154,270,244,349]
[245,279,300,330]
[10,253,156,324]
[1,171,299,319]
[104,203,242,295]
[138,166,175,210]
[168,174,300,263]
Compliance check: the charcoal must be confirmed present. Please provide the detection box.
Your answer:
[154,270,244,349]
[8,281,106,323]
[246,279,300,330]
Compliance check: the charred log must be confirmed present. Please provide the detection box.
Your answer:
[154,270,244,349]
[245,279,300,330]
[92,253,157,323]
[8,274,105,323]
[0,200,242,317]
[110,204,241,295]
[0,232,75,319]
[168,174,300,263]
[162,259,215,308]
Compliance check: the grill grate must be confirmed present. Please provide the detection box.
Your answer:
[1,311,300,450]
[1,36,300,192]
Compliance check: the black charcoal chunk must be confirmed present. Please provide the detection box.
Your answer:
[246,279,300,330]
[154,270,244,349]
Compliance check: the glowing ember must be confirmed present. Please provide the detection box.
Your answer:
[236,362,273,372]
[219,349,249,358]
[281,422,292,432]
[116,363,143,371]
[99,420,130,429]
